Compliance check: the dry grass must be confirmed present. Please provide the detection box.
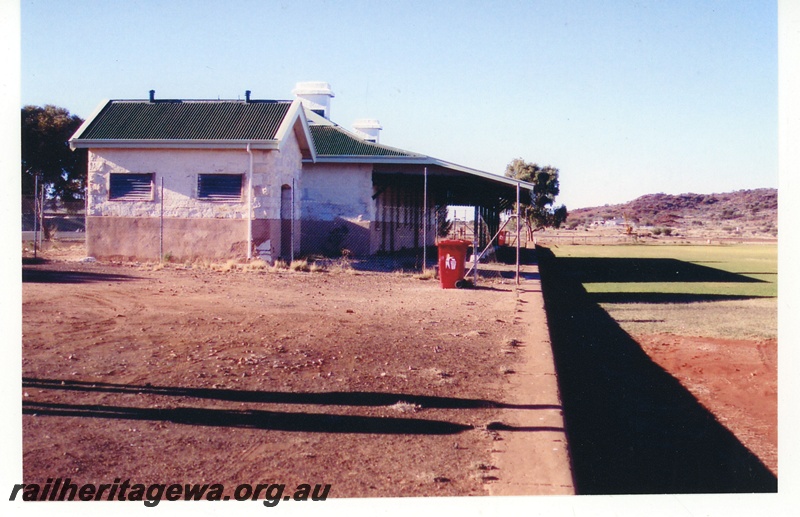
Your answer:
[270,259,288,271]
[326,257,357,275]
[602,298,777,340]
[415,269,436,280]
[388,401,422,413]
[220,259,241,272]
[245,259,269,271]
[289,259,310,272]
[134,256,330,276]
[549,244,778,341]
[285,259,325,273]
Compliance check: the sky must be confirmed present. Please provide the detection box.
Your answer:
[5,4,800,516]
[18,0,777,210]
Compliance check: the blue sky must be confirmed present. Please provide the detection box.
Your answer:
[19,0,777,209]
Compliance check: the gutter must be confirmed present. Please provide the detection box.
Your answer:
[69,139,281,150]
[303,156,429,165]
[305,156,535,191]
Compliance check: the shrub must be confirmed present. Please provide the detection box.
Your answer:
[415,269,435,280]
[270,259,289,271]
[721,208,740,220]
[289,259,310,272]
[245,259,269,271]
[220,259,239,272]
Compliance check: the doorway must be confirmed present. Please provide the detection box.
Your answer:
[280,184,292,260]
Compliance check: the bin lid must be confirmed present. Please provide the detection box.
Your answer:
[437,239,472,247]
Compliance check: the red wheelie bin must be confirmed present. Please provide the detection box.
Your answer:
[437,239,471,289]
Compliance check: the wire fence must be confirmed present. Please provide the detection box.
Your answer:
[531,233,640,246]
[21,193,534,280]
[22,195,86,246]
[297,207,534,279]
[298,207,465,272]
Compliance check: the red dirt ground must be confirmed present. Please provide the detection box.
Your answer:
[20,243,777,498]
[21,256,526,499]
[636,333,777,475]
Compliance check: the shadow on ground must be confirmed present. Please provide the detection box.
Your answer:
[22,377,549,410]
[22,266,141,284]
[554,256,765,284]
[22,401,471,435]
[587,292,771,304]
[22,378,568,435]
[536,246,777,494]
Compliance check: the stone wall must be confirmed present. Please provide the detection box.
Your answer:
[85,132,304,261]
[298,162,375,255]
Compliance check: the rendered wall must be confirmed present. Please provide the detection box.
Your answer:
[87,216,249,261]
[299,162,375,256]
[86,132,304,261]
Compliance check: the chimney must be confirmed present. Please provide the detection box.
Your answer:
[292,81,334,119]
[245,90,251,103]
[149,90,155,102]
[352,119,383,143]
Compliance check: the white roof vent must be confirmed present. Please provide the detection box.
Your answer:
[292,81,334,119]
[352,118,383,143]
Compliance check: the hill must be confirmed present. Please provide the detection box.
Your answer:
[565,189,777,240]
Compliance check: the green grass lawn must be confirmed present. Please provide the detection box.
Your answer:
[548,244,777,340]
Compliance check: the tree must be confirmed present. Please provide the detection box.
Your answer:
[434,204,453,238]
[504,158,568,233]
[21,105,86,202]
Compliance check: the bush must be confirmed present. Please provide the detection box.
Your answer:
[245,259,269,271]
[270,259,288,271]
[289,259,311,272]
[721,208,740,220]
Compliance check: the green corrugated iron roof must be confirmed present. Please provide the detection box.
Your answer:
[78,100,292,140]
[309,125,418,157]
